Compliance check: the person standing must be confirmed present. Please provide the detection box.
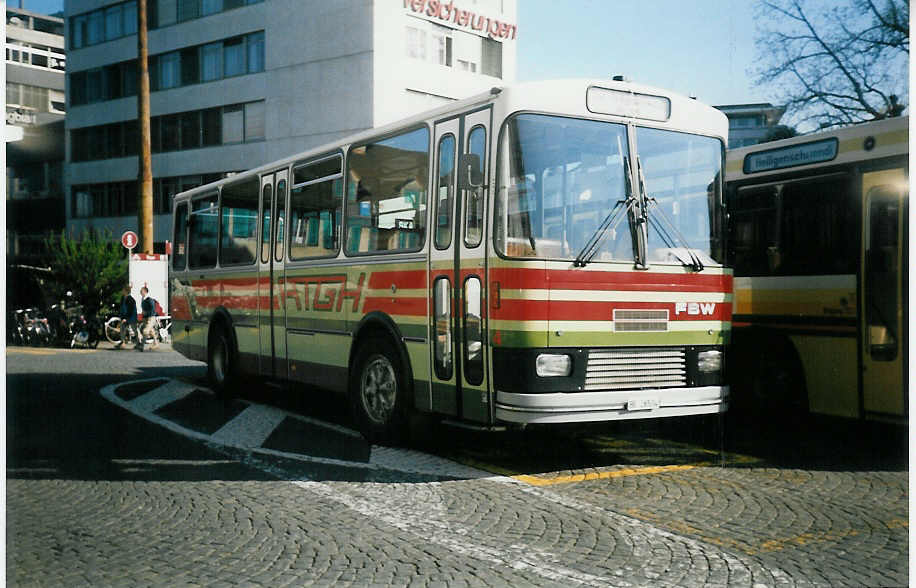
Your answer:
[115,285,138,348]
[137,286,159,351]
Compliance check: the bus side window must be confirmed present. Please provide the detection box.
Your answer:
[345,126,429,255]
[220,177,259,266]
[173,201,188,270]
[274,179,286,262]
[260,183,272,264]
[433,277,452,380]
[435,134,456,249]
[289,155,343,260]
[188,194,219,269]
[465,126,486,248]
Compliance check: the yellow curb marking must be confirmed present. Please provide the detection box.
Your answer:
[7,348,96,355]
[513,463,705,486]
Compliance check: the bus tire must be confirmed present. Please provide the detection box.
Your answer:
[207,326,237,399]
[744,339,808,423]
[350,336,409,446]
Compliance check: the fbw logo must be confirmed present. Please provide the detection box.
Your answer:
[675,302,716,316]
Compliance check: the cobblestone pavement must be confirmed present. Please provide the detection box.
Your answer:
[6,352,909,587]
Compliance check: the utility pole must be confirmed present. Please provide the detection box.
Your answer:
[137,0,153,254]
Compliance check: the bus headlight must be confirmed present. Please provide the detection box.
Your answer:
[697,350,722,373]
[536,354,573,377]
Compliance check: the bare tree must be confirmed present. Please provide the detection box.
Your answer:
[754,0,908,130]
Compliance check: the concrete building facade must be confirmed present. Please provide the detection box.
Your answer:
[6,6,67,264]
[64,0,518,249]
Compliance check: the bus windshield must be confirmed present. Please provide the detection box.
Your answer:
[638,127,723,265]
[496,114,724,265]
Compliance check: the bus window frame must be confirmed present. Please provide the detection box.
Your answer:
[188,191,220,270]
[219,176,260,268]
[172,200,189,271]
[288,151,344,262]
[344,123,431,258]
[464,124,487,249]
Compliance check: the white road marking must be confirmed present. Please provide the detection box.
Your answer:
[129,379,196,413]
[211,404,288,448]
[293,480,618,587]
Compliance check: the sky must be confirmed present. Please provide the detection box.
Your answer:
[18,0,771,107]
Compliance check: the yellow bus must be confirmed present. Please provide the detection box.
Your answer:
[725,116,908,423]
[169,78,732,443]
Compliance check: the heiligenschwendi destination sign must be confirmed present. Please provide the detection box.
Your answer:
[743,137,839,174]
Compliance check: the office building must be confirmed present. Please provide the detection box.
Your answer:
[6,5,67,264]
[715,103,787,149]
[64,0,518,249]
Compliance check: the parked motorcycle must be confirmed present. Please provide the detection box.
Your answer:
[24,308,52,346]
[46,303,73,347]
[70,312,101,349]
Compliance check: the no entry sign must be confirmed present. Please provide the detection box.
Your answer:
[121,231,139,250]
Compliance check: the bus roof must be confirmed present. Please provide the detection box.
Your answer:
[726,116,908,180]
[175,78,727,201]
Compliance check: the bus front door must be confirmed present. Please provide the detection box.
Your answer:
[860,168,906,421]
[258,170,289,380]
[430,109,491,423]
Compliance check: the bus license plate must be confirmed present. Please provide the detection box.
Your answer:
[627,398,659,411]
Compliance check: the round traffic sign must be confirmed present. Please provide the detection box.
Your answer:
[121,231,139,249]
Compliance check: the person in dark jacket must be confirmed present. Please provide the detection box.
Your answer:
[115,285,138,348]
[137,286,159,351]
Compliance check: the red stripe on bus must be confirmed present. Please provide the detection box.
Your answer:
[368,270,428,290]
[489,268,732,293]
[491,299,731,322]
[362,296,427,316]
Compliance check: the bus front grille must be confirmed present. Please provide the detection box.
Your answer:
[585,347,687,390]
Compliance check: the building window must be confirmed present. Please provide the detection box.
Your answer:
[158,51,181,89]
[201,42,222,81]
[69,31,263,105]
[202,107,222,145]
[202,0,223,15]
[181,111,201,149]
[157,0,178,27]
[104,4,123,41]
[247,31,265,73]
[223,37,245,77]
[481,38,502,78]
[244,101,265,141]
[222,105,244,144]
[70,102,264,163]
[178,0,200,22]
[87,11,104,45]
[406,26,426,60]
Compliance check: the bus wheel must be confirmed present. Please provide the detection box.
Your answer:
[749,344,807,423]
[350,338,408,445]
[208,327,236,398]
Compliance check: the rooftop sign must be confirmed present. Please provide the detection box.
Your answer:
[404,0,518,40]
[743,138,838,173]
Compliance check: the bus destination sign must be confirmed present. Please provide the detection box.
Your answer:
[743,137,838,174]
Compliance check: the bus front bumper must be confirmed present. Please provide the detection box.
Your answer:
[494,386,728,424]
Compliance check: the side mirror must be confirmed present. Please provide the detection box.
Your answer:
[458,153,484,190]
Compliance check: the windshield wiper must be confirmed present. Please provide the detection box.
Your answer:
[573,158,637,267]
[637,157,705,272]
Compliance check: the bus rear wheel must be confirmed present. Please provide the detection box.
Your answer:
[350,337,408,446]
[208,327,237,399]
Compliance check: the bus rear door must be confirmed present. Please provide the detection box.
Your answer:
[259,170,289,380]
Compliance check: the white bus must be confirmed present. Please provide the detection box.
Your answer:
[170,78,732,443]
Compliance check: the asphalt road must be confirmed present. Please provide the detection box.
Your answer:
[6,344,909,587]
